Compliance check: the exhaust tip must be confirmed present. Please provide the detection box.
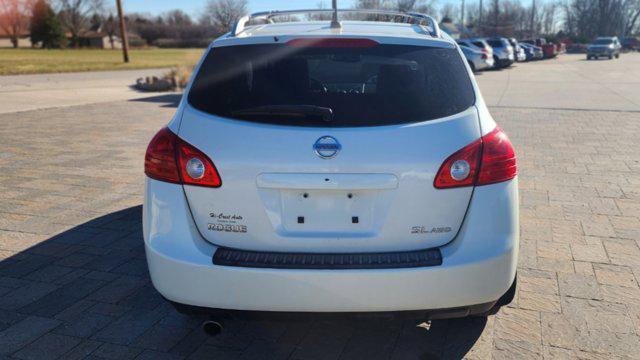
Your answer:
[202,320,223,337]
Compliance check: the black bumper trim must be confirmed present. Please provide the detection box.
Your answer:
[212,247,442,270]
[168,299,496,321]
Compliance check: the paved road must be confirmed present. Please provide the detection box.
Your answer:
[0,69,168,114]
[478,53,640,112]
[0,54,639,359]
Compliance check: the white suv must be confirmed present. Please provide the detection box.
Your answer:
[143,9,519,322]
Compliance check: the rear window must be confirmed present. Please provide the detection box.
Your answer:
[593,39,613,45]
[188,43,475,127]
[487,40,506,48]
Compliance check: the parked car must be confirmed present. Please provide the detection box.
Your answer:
[516,46,526,62]
[622,37,639,52]
[587,37,622,59]
[519,43,543,60]
[143,9,519,325]
[485,37,515,68]
[457,38,494,60]
[460,44,495,72]
[523,38,557,58]
[507,38,527,62]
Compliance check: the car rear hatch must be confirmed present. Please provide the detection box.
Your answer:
[178,37,480,253]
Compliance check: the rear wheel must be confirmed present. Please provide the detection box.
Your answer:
[586,55,592,60]
[615,53,620,59]
[493,55,501,68]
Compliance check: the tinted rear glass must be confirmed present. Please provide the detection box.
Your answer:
[188,43,475,127]
[487,40,505,48]
[593,39,613,45]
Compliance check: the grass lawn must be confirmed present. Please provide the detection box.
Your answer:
[0,48,205,75]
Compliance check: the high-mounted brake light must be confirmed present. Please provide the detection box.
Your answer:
[145,127,221,188]
[286,38,379,48]
[434,127,516,189]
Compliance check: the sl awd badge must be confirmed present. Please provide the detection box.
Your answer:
[314,136,341,159]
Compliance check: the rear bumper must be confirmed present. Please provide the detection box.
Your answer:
[168,299,498,320]
[474,58,493,71]
[144,178,519,313]
[495,58,514,67]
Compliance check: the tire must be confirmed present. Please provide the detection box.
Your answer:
[615,53,620,59]
[586,55,591,60]
[493,55,501,68]
[608,54,613,59]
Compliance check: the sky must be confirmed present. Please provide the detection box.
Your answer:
[122,0,359,17]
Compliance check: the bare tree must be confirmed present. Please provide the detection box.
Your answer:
[440,3,460,22]
[0,0,33,48]
[201,0,247,33]
[103,11,116,49]
[57,0,104,47]
[561,0,639,38]
[355,0,436,12]
[165,9,193,27]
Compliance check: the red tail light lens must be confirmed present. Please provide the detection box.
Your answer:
[476,127,517,185]
[286,38,379,48]
[145,127,221,188]
[145,128,181,184]
[434,127,516,189]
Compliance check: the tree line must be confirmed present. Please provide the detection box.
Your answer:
[0,0,248,48]
[1,0,638,49]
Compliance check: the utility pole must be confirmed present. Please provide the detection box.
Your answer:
[478,0,483,33]
[530,0,535,38]
[461,0,465,27]
[330,0,341,29]
[116,0,130,63]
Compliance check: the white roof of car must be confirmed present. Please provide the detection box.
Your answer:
[241,21,434,38]
[213,21,455,48]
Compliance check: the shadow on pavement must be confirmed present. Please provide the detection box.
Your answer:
[0,206,488,359]
[130,93,182,108]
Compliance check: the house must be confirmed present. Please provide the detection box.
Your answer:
[70,23,122,49]
[0,28,32,48]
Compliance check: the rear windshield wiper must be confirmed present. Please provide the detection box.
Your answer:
[230,105,334,122]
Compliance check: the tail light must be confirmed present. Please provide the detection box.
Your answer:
[434,127,516,189]
[145,127,221,188]
[481,48,487,53]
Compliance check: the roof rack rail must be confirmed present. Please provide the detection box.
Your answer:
[230,9,441,38]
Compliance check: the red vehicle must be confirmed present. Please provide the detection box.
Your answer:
[523,38,557,58]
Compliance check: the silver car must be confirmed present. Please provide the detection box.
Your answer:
[519,43,543,60]
[485,37,515,68]
[587,37,622,60]
[458,38,494,60]
[460,44,495,71]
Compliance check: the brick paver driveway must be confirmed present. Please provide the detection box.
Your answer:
[1,54,639,359]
